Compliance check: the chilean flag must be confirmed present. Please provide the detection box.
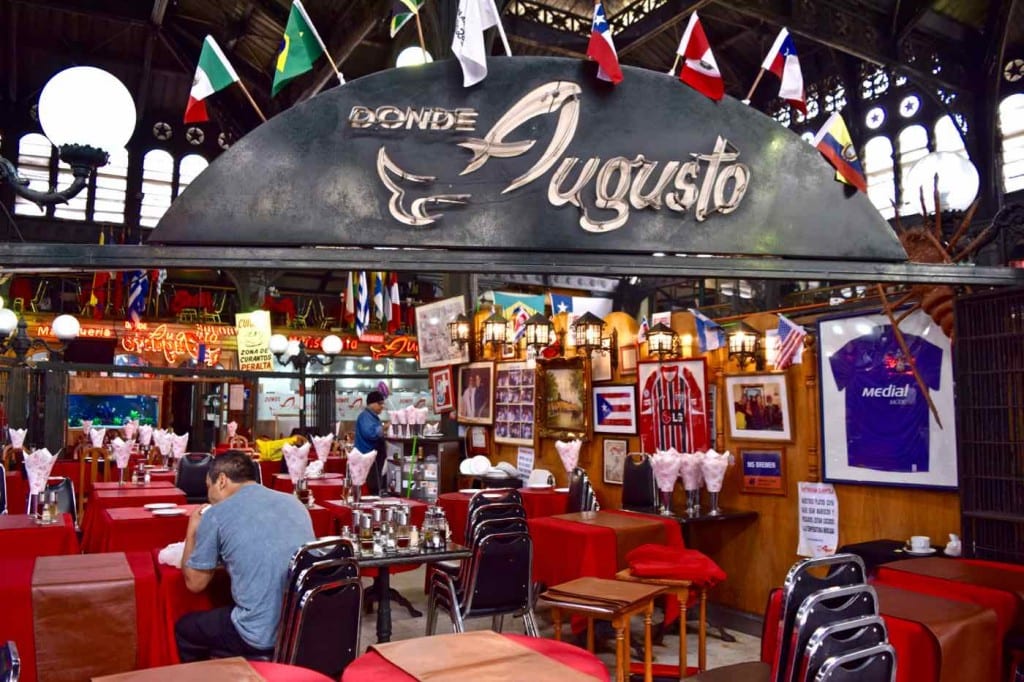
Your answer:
[587,2,623,84]
[677,13,724,101]
[596,389,634,428]
[761,28,806,114]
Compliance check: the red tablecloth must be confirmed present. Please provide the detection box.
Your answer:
[341,633,610,681]
[272,473,346,503]
[250,661,335,681]
[154,553,234,664]
[319,498,429,579]
[0,551,166,682]
[147,470,177,484]
[0,513,80,559]
[437,488,570,545]
[82,486,188,552]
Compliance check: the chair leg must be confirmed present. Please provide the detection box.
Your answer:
[523,610,540,637]
[425,591,438,635]
[491,614,504,632]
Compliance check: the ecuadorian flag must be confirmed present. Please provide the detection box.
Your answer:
[812,112,867,193]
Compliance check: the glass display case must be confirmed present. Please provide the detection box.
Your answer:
[384,436,461,503]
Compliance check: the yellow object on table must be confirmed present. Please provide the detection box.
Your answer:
[255,436,301,461]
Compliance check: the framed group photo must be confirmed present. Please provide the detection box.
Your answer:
[536,356,591,440]
[414,296,470,369]
[602,438,629,484]
[817,308,956,489]
[637,359,710,454]
[592,385,637,434]
[457,362,495,425]
[494,361,536,446]
[725,373,792,442]
[429,366,455,414]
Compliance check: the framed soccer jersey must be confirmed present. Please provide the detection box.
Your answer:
[637,359,710,454]
[818,308,957,489]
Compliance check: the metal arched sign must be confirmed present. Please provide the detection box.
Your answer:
[154,57,906,262]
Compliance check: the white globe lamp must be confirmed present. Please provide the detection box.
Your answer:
[52,314,81,342]
[396,47,433,68]
[906,152,980,213]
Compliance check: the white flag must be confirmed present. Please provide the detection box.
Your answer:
[452,0,509,87]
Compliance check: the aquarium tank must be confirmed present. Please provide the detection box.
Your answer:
[68,394,159,428]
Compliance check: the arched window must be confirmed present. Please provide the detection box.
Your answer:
[897,125,929,215]
[91,147,129,224]
[864,136,896,219]
[934,115,968,157]
[999,94,1024,193]
[140,149,174,228]
[14,133,53,216]
[177,154,209,196]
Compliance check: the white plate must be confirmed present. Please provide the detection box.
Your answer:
[151,508,186,516]
[359,496,380,502]
[377,499,403,506]
[554,487,570,493]
[459,488,481,494]
[143,503,177,510]
[147,468,170,473]
[902,547,936,555]
[525,483,552,489]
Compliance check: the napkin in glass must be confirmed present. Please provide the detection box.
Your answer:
[554,439,582,475]
[171,432,189,460]
[9,427,26,449]
[89,428,107,448]
[25,447,57,495]
[311,434,334,461]
[110,437,133,469]
[282,442,311,484]
[651,449,683,492]
[347,447,377,487]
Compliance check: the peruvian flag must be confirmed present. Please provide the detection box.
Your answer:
[587,1,623,84]
[761,28,806,114]
[387,272,401,333]
[677,13,724,101]
[184,36,240,123]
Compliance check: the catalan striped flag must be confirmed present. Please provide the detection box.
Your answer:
[775,313,806,369]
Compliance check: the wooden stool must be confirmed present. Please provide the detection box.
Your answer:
[616,567,708,678]
[540,577,667,682]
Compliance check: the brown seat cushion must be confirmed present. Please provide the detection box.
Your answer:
[688,661,771,681]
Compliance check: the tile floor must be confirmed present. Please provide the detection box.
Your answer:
[357,566,763,678]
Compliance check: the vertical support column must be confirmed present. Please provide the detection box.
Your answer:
[804,336,820,482]
[42,366,69,454]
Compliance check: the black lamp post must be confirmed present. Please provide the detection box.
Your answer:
[0,311,80,365]
[269,334,343,433]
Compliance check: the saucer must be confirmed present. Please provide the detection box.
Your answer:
[151,508,186,516]
[902,547,937,555]
[144,502,177,510]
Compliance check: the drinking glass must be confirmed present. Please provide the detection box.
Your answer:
[659,490,674,516]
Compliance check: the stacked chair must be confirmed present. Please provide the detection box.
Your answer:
[272,537,362,679]
[426,489,539,636]
[621,453,659,514]
[566,467,599,513]
[690,553,896,682]
[0,640,19,682]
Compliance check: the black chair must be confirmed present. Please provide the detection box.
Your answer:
[813,644,897,682]
[175,453,212,504]
[621,453,658,514]
[431,498,527,583]
[426,530,538,637]
[275,553,360,666]
[782,585,879,682]
[566,467,598,513]
[284,575,363,679]
[801,616,888,682]
[0,640,19,682]
[0,463,7,514]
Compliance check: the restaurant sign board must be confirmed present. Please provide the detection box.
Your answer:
[154,57,905,262]
[235,310,274,371]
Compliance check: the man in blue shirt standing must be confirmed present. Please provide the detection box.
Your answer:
[176,450,314,661]
[355,389,387,493]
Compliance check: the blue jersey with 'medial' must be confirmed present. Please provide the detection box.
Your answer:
[829,326,942,473]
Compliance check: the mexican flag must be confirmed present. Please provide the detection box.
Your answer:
[184,36,239,123]
[272,0,328,96]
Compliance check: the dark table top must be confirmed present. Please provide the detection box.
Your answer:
[674,508,759,525]
[837,538,953,573]
[353,542,471,568]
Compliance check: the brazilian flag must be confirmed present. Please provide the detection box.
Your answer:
[272,0,326,96]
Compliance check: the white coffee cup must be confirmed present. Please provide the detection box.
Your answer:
[910,535,930,552]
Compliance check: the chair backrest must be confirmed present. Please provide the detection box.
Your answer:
[468,503,526,539]
[0,640,20,682]
[276,556,360,666]
[285,577,363,678]
[813,644,897,682]
[801,616,888,682]
[465,490,523,537]
[621,453,658,512]
[470,517,529,546]
[43,477,76,526]
[1,446,21,471]
[566,467,596,513]
[227,435,249,449]
[784,585,879,682]
[290,537,356,578]
[176,453,213,502]
[77,446,110,519]
[461,531,533,615]
[774,554,867,682]
[0,463,6,515]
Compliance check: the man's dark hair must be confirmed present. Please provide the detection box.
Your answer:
[209,450,257,484]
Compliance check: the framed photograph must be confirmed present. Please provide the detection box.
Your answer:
[593,384,638,434]
[494,361,536,447]
[591,349,613,382]
[501,343,517,360]
[619,344,639,376]
[415,296,470,369]
[429,366,455,414]
[818,308,956,489]
[637,359,710,453]
[740,448,786,495]
[602,438,629,484]
[457,362,495,425]
[466,426,490,456]
[725,373,792,442]
[536,356,591,441]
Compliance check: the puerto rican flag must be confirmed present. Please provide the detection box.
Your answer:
[596,388,634,430]
[676,13,724,101]
[587,2,623,84]
[761,28,806,114]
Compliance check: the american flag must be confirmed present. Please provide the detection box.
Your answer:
[775,313,806,369]
[596,388,634,429]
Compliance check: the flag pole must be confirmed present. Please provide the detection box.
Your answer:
[236,80,267,122]
[668,54,680,75]
[489,0,512,56]
[413,11,428,56]
[295,0,344,86]
[745,68,765,102]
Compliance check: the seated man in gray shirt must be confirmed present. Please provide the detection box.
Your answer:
[176,450,315,661]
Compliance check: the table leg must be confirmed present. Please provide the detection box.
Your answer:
[587,617,595,652]
[614,621,625,682]
[376,566,392,643]
[644,606,653,682]
[678,588,688,681]
[624,616,631,678]
[698,587,707,671]
[553,608,562,642]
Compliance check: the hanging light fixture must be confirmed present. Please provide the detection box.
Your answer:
[523,312,554,350]
[448,313,471,349]
[481,309,508,351]
[727,321,763,371]
[571,312,605,354]
[646,322,678,359]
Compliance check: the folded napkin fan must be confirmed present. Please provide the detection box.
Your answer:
[625,544,727,586]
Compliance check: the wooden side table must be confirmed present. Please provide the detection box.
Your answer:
[540,577,667,682]
[615,567,707,679]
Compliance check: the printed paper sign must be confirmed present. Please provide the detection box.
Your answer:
[797,481,839,557]
[517,447,535,478]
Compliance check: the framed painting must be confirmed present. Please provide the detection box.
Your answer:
[415,296,470,369]
[818,308,956,489]
[593,384,637,434]
[494,361,536,447]
[466,425,491,456]
[429,366,455,414]
[602,438,629,484]
[536,356,591,441]
[456,362,495,425]
[637,359,710,453]
[619,344,638,376]
[725,373,792,442]
[740,448,786,495]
